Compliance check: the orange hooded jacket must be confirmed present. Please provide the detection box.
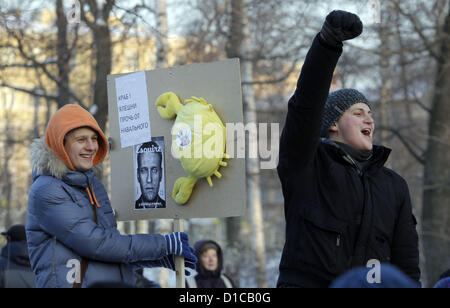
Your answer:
[45,104,108,172]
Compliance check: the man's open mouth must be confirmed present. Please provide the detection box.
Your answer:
[361,128,372,137]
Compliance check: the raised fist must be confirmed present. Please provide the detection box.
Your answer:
[320,10,363,47]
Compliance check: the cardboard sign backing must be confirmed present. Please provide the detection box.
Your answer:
[107,59,246,221]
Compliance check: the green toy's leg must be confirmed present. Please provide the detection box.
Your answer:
[206,153,230,187]
[185,96,208,106]
[155,92,184,119]
[172,176,198,205]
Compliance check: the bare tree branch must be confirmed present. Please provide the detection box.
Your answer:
[242,58,300,85]
[378,125,425,165]
[0,61,56,69]
[0,83,58,101]
[2,23,85,107]
[391,0,441,61]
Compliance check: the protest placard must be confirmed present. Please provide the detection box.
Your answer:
[107,59,246,221]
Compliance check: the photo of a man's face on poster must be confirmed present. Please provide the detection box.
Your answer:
[134,137,166,209]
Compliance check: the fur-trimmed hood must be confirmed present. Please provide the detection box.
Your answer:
[30,137,103,180]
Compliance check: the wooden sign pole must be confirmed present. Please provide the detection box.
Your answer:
[174,218,185,288]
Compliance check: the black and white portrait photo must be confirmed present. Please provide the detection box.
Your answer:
[133,137,166,209]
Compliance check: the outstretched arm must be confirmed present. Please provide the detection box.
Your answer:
[278,11,363,173]
[30,182,167,264]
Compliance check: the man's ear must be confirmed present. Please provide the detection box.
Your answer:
[329,122,338,133]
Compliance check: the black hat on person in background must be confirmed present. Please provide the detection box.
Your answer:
[1,224,27,242]
[320,88,372,138]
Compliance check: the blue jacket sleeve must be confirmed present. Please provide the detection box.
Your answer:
[33,182,167,264]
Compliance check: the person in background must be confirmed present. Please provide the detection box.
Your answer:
[0,224,35,288]
[433,269,450,288]
[186,240,235,288]
[329,263,419,288]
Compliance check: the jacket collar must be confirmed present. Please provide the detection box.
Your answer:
[320,138,391,173]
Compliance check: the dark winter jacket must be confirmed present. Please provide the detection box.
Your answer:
[186,240,234,288]
[0,241,35,288]
[277,34,420,288]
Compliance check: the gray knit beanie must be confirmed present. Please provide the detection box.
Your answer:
[320,88,371,137]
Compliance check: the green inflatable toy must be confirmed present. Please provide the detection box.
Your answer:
[155,92,229,205]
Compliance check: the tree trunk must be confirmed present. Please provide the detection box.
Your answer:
[379,4,393,152]
[224,0,244,287]
[241,1,267,288]
[226,0,267,288]
[92,24,112,132]
[155,0,169,68]
[1,96,14,229]
[56,0,70,108]
[79,0,114,187]
[81,0,114,132]
[154,0,171,288]
[32,88,43,139]
[422,5,450,287]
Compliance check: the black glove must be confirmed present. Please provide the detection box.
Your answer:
[320,10,363,48]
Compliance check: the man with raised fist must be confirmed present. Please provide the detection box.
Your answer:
[277,10,420,288]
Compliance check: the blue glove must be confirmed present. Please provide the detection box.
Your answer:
[163,232,197,274]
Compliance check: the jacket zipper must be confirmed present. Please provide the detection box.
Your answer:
[336,234,341,247]
[342,154,363,177]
